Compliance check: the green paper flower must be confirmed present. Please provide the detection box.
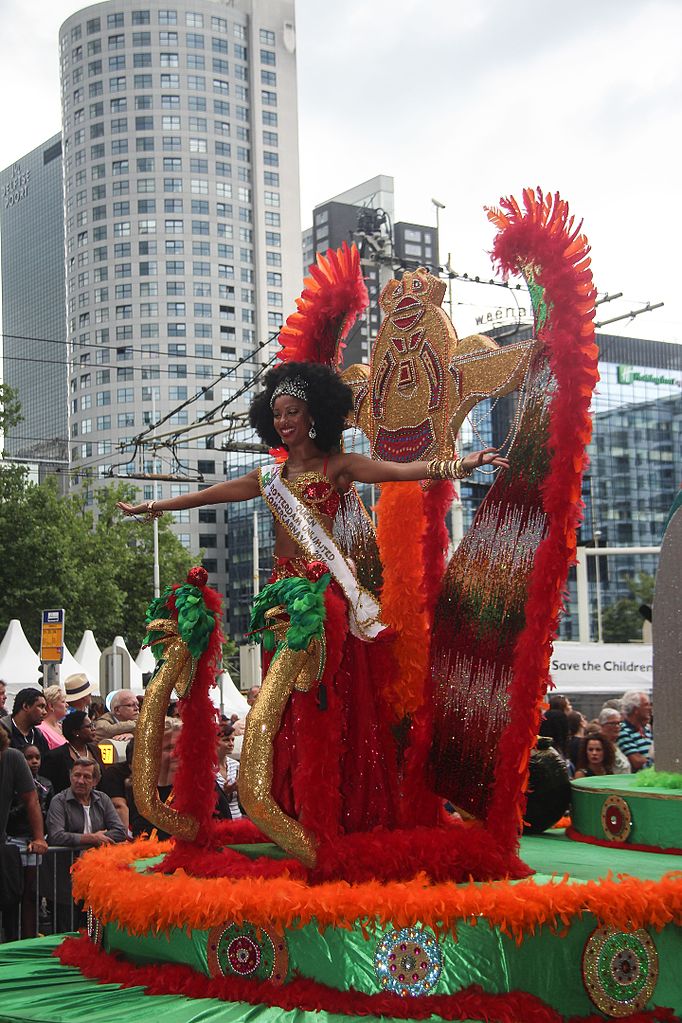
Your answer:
[250,574,330,653]
[144,581,216,659]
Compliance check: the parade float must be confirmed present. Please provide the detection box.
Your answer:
[1,189,680,1023]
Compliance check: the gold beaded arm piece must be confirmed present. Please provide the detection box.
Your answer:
[425,458,473,481]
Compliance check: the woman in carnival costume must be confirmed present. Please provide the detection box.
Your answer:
[118,360,507,866]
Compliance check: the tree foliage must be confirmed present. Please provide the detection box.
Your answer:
[1,386,197,652]
[0,474,195,652]
[601,572,655,644]
[0,382,23,437]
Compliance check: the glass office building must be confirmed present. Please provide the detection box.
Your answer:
[566,333,681,639]
[1,135,68,479]
[486,327,681,639]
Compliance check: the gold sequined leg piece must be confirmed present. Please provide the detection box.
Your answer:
[132,618,199,842]
[240,643,320,868]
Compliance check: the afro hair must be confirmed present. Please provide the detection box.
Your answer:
[249,361,353,452]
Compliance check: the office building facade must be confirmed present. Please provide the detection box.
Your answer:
[487,328,681,639]
[307,176,439,367]
[58,0,300,629]
[1,135,68,478]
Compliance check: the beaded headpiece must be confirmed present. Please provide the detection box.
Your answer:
[270,375,309,408]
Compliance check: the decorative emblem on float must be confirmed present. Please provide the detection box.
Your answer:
[207,921,288,984]
[601,795,633,842]
[374,926,442,997]
[582,926,659,1017]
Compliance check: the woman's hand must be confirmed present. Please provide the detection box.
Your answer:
[461,448,510,473]
[117,501,154,517]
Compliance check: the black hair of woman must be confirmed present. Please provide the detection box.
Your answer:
[249,361,353,453]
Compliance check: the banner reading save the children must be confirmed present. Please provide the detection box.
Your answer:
[550,642,652,693]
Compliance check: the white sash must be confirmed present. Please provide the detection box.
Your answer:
[259,465,385,641]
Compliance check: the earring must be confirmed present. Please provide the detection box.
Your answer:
[308,423,317,439]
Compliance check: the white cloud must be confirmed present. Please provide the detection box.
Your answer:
[0,0,679,342]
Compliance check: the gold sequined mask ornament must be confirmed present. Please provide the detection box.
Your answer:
[342,267,537,461]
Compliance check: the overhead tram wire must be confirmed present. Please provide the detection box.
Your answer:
[0,329,272,369]
[130,330,280,446]
[106,343,280,479]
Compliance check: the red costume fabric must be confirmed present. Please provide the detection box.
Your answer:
[268,558,400,840]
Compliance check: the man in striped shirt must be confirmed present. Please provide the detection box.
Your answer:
[617,691,653,773]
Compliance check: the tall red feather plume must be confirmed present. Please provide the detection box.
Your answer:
[483,188,598,847]
[277,242,368,368]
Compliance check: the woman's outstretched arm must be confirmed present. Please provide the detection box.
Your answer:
[334,448,509,489]
[117,468,262,518]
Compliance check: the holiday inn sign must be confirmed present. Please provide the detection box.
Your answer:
[617,364,680,387]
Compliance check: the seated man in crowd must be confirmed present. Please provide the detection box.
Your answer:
[617,690,654,773]
[46,758,125,930]
[46,759,126,849]
[94,690,139,742]
[0,688,49,756]
[597,707,631,774]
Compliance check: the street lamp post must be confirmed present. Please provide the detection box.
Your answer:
[431,197,445,267]
[430,197,453,322]
[431,197,462,550]
[594,529,603,643]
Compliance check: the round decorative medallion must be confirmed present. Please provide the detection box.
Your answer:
[582,926,659,1017]
[601,795,633,842]
[207,921,288,984]
[374,926,442,997]
[86,906,103,947]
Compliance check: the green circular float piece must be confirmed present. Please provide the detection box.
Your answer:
[601,795,633,842]
[571,775,682,851]
[207,921,288,984]
[582,925,659,1017]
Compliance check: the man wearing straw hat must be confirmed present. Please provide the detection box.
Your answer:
[63,673,94,713]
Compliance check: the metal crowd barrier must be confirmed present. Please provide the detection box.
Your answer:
[0,846,81,943]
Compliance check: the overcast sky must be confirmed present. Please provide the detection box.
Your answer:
[1,0,680,344]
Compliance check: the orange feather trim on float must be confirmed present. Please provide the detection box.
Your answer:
[71,839,682,943]
[375,480,431,721]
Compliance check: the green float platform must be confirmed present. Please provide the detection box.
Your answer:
[0,832,680,1022]
[570,775,682,852]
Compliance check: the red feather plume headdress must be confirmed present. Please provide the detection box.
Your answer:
[277,242,368,369]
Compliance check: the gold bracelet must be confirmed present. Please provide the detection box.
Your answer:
[453,457,473,479]
[145,501,163,521]
[425,458,472,481]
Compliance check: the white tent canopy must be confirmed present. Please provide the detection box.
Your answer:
[216,670,249,717]
[113,636,143,692]
[0,620,42,696]
[135,644,156,675]
[74,630,102,691]
[57,644,90,689]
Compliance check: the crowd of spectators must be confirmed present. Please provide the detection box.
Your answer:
[0,676,250,939]
[540,689,654,779]
[1,674,656,937]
